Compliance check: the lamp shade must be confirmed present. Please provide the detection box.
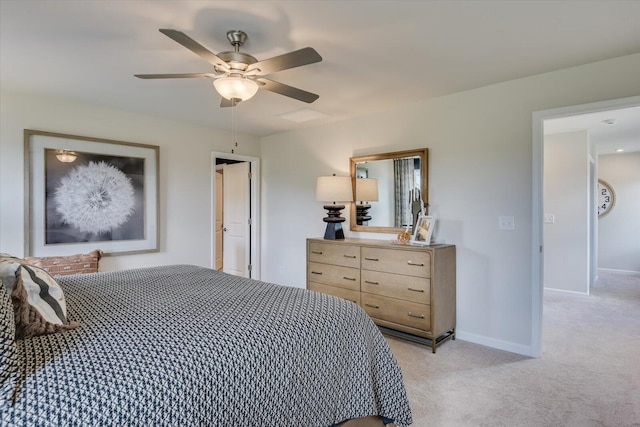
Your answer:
[213,77,259,101]
[316,176,353,203]
[355,178,378,202]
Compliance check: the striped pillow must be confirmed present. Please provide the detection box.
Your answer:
[0,261,78,339]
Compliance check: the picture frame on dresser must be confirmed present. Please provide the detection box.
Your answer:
[411,215,434,245]
[24,129,160,257]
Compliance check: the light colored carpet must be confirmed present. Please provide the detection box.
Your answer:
[386,270,640,427]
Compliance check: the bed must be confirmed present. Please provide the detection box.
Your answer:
[1,264,412,426]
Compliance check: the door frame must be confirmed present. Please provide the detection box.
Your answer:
[211,152,261,279]
[531,95,640,357]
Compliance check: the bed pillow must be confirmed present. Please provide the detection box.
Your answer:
[0,260,79,339]
[1,279,19,400]
[0,253,23,262]
[24,250,102,276]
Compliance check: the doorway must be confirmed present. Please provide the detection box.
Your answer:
[531,95,640,357]
[211,152,261,279]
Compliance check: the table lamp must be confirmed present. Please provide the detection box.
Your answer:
[316,175,353,239]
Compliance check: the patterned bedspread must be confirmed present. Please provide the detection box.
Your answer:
[1,265,412,426]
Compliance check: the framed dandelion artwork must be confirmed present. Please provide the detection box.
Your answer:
[25,130,159,256]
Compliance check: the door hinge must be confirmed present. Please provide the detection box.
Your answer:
[248,264,252,271]
[248,172,252,179]
[248,218,252,225]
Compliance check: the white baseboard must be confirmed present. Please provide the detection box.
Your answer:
[544,287,589,296]
[455,330,534,358]
[598,268,640,275]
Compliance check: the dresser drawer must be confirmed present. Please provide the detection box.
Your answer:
[361,247,430,278]
[308,242,360,268]
[361,293,431,332]
[307,261,360,291]
[361,270,430,305]
[308,282,361,305]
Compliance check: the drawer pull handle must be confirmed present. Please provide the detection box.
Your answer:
[365,303,380,309]
[407,261,424,267]
[343,276,356,281]
[311,271,323,275]
[365,257,379,262]
[364,280,380,285]
[343,255,357,259]
[408,287,424,293]
[311,251,323,255]
[408,312,425,319]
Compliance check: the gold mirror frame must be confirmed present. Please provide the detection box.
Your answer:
[349,148,429,234]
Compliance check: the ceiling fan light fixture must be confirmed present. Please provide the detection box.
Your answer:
[213,76,259,101]
[56,149,77,163]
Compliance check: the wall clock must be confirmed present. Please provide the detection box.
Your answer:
[597,179,615,218]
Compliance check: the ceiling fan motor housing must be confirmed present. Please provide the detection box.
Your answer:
[226,30,248,47]
[215,51,257,74]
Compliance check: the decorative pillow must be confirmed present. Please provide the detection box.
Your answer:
[24,249,102,276]
[0,253,23,262]
[1,279,19,400]
[0,260,79,339]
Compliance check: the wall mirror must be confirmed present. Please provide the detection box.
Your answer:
[350,148,428,234]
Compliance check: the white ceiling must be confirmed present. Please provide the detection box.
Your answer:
[1,0,640,139]
[545,106,640,155]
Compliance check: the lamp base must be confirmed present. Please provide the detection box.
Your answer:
[356,204,372,225]
[324,222,345,240]
[323,204,346,240]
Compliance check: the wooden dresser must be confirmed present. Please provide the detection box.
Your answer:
[307,238,456,353]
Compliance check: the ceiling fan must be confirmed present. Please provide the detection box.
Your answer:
[135,29,322,107]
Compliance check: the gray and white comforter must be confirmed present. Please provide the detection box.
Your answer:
[1,265,412,426]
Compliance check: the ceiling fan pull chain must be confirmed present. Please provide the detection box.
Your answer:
[231,98,237,153]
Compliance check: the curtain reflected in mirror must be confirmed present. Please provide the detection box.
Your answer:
[394,158,414,228]
[350,148,428,234]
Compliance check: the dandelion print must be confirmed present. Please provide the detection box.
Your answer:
[54,161,135,234]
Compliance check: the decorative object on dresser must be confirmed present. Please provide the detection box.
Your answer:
[307,238,456,353]
[411,215,435,245]
[355,178,379,225]
[315,174,354,240]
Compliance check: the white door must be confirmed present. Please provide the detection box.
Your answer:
[222,162,250,277]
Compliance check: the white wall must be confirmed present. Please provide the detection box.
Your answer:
[598,152,640,272]
[0,91,260,271]
[260,53,640,356]
[543,131,590,294]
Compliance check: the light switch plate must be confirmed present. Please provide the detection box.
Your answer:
[499,216,515,230]
[543,214,555,224]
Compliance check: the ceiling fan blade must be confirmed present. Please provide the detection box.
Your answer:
[159,29,230,72]
[257,78,319,103]
[247,47,322,75]
[135,73,216,79]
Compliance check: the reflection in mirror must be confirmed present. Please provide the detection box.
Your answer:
[350,148,428,234]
